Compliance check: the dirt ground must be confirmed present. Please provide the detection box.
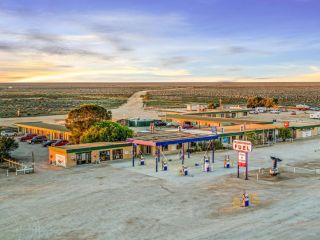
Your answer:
[1,137,320,239]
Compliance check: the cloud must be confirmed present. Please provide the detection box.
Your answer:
[309,65,320,71]
[0,43,15,51]
[13,66,190,82]
[159,56,190,67]
[225,67,242,72]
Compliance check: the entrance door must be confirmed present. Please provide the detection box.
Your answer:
[76,152,92,165]
[99,150,111,161]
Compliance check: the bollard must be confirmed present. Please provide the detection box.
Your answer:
[6,169,9,177]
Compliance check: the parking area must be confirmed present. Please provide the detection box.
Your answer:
[10,139,49,169]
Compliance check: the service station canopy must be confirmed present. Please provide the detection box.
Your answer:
[127,131,219,147]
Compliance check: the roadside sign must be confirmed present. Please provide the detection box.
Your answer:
[233,140,252,180]
[233,140,252,152]
[238,152,247,167]
[56,154,66,167]
[284,121,289,128]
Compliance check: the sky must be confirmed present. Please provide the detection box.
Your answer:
[1,0,320,83]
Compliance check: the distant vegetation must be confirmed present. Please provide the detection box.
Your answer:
[1,82,320,117]
[0,84,137,118]
[142,83,320,108]
[246,96,278,108]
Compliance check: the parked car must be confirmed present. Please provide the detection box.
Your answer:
[28,136,47,144]
[181,124,195,129]
[153,120,167,127]
[291,111,297,115]
[52,139,69,147]
[249,110,258,114]
[20,134,37,142]
[310,107,320,111]
[0,130,17,137]
[166,121,180,128]
[270,110,280,114]
[42,139,58,147]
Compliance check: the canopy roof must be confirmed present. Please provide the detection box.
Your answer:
[128,131,218,147]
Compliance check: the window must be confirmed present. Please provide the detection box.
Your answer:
[76,152,91,165]
[162,145,169,151]
[112,149,123,160]
[99,150,111,161]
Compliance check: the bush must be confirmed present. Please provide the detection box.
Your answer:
[0,136,19,160]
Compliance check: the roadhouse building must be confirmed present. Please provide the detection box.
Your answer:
[48,142,132,168]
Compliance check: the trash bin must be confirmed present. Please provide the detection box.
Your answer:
[163,164,168,171]
[184,167,188,176]
[140,159,144,165]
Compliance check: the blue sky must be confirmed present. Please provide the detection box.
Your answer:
[1,0,320,82]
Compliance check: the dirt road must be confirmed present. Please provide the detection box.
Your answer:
[111,90,158,120]
[0,91,158,127]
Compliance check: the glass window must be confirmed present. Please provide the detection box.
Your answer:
[162,145,169,151]
[76,152,91,164]
[99,150,111,161]
[112,149,123,160]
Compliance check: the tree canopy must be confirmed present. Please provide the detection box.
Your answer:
[247,96,278,108]
[278,127,292,142]
[65,104,112,144]
[0,136,19,160]
[245,131,258,145]
[80,121,134,143]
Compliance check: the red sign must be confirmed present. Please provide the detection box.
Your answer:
[238,152,247,167]
[232,140,253,152]
[284,121,289,128]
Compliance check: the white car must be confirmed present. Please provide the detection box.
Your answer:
[0,130,17,137]
[270,110,280,114]
[166,122,180,128]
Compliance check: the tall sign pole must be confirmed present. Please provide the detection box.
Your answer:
[245,152,249,180]
[237,152,240,178]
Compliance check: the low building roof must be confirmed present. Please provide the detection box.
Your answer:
[15,122,69,132]
[166,114,271,124]
[50,141,132,153]
[185,109,251,115]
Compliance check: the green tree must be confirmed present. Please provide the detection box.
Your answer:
[278,127,292,142]
[80,121,134,143]
[65,104,112,144]
[0,136,19,160]
[245,131,258,145]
